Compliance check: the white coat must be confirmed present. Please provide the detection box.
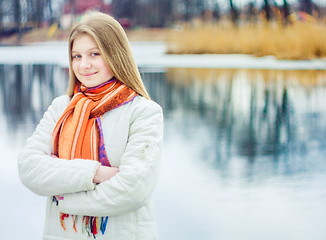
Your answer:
[18,95,164,240]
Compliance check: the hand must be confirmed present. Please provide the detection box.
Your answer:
[93,166,119,184]
[54,195,64,201]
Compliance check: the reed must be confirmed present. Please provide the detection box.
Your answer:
[167,68,326,88]
[166,20,326,60]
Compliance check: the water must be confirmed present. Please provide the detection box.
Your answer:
[1,65,326,239]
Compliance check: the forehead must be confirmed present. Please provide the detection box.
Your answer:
[71,34,99,51]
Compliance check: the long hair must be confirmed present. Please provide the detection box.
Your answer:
[67,12,150,100]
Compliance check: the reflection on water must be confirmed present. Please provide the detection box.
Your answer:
[1,65,326,240]
[143,68,326,179]
[0,64,68,140]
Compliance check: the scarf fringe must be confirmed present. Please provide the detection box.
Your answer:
[53,197,108,238]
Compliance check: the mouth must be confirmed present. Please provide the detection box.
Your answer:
[82,72,97,77]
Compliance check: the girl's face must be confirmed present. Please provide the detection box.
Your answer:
[71,34,114,88]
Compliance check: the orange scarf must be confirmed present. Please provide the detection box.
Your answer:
[52,78,137,236]
[53,78,137,163]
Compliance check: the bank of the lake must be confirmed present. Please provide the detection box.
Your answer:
[0,41,326,70]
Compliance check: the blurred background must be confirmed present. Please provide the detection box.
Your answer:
[1,0,326,240]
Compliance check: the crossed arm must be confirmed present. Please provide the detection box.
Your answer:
[18,96,163,216]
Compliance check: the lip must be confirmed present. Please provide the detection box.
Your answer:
[82,72,97,77]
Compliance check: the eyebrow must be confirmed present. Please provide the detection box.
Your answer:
[71,47,100,53]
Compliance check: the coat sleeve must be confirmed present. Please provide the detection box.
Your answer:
[59,101,164,216]
[17,96,100,197]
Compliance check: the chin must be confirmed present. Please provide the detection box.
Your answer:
[82,81,100,88]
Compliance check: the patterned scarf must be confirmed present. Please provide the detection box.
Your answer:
[52,77,137,237]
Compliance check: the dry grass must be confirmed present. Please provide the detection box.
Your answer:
[126,28,171,41]
[167,21,326,60]
[0,27,169,45]
[167,68,326,88]
[0,28,70,45]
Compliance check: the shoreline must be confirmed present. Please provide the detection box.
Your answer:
[0,41,325,70]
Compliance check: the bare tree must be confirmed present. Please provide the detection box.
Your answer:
[112,0,137,20]
[13,0,22,43]
[229,0,239,25]
[36,0,44,27]
[247,1,256,22]
[183,0,193,21]
[47,0,54,25]
[213,2,220,20]
[300,0,313,15]
[263,0,272,21]
[282,0,290,24]
[161,0,173,26]
[0,0,3,41]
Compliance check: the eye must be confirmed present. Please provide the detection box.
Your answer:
[72,54,81,60]
[91,52,100,57]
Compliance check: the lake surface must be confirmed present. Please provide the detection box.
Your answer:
[1,64,326,239]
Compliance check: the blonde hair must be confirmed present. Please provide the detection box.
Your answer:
[67,12,150,100]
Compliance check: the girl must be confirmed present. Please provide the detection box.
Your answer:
[18,12,163,240]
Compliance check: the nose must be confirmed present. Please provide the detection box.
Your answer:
[80,57,91,69]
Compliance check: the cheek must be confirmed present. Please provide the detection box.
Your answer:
[104,67,113,76]
[72,62,79,74]
[102,64,113,76]
[98,59,113,75]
